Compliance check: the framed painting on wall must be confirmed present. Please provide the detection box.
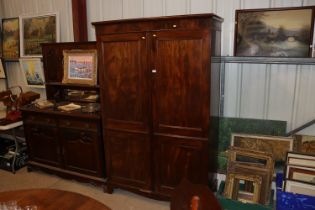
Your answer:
[234,6,315,57]
[19,58,45,88]
[19,12,59,57]
[62,49,98,86]
[2,18,19,59]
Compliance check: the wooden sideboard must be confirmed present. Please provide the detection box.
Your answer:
[20,42,105,187]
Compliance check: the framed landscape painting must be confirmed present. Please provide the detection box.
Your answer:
[2,18,19,59]
[19,58,45,88]
[234,7,314,57]
[62,50,98,86]
[19,13,59,57]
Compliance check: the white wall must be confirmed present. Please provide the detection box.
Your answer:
[1,0,74,99]
[1,0,315,133]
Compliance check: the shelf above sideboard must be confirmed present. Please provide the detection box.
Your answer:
[45,82,99,90]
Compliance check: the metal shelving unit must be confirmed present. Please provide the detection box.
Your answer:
[212,56,315,116]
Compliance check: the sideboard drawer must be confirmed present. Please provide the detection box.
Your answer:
[59,118,98,131]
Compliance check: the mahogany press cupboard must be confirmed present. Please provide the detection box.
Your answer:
[93,13,222,199]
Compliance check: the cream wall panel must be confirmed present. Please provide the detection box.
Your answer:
[239,64,267,119]
[123,0,143,18]
[36,0,54,12]
[144,0,164,17]
[241,0,270,9]
[267,65,297,131]
[216,0,239,56]
[190,0,213,14]
[86,0,102,41]
[87,0,123,41]
[304,0,315,6]
[294,65,315,129]
[165,0,188,15]
[271,0,303,7]
[223,63,242,117]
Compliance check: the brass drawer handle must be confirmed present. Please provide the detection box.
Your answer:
[172,24,177,28]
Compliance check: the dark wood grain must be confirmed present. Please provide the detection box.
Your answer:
[95,14,222,199]
[171,179,222,210]
[71,0,88,41]
[0,189,111,210]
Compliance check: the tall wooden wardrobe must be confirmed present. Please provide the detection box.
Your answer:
[93,14,222,199]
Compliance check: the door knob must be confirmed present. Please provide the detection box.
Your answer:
[152,69,157,73]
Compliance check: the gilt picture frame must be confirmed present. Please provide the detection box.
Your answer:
[234,6,315,57]
[286,165,315,185]
[19,58,45,88]
[224,173,262,204]
[294,134,315,154]
[0,58,6,79]
[286,152,315,168]
[19,12,59,57]
[62,49,98,86]
[284,180,315,196]
[231,133,293,167]
[2,18,19,59]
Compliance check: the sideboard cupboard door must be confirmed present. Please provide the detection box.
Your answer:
[24,123,60,167]
[98,32,152,190]
[60,128,102,176]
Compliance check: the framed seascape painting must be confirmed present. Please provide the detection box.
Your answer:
[19,13,59,57]
[19,58,45,88]
[62,50,98,86]
[2,18,19,59]
[234,7,315,57]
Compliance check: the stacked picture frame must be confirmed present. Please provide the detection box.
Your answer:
[283,152,315,197]
[223,147,274,205]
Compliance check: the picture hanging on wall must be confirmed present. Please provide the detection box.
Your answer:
[19,12,59,57]
[19,58,45,88]
[62,49,98,86]
[234,6,315,57]
[2,18,20,59]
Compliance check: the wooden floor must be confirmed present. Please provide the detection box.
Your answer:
[0,167,169,210]
[0,188,111,210]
